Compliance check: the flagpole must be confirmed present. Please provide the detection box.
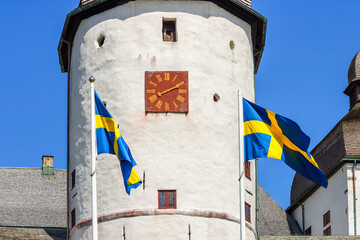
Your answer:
[89,76,98,240]
[238,90,246,240]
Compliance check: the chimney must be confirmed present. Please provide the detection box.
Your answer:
[42,155,54,175]
[238,0,252,8]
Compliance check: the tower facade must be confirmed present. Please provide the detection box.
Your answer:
[58,1,266,239]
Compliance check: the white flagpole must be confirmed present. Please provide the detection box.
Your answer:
[238,90,246,240]
[89,76,98,240]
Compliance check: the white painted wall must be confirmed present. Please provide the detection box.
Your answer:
[346,162,360,236]
[68,1,256,239]
[292,165,349,236]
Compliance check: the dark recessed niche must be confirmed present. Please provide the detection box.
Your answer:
[163,18,177,42]
[97,35,105,47]
[213,93,220,102]
[230,40,235,50]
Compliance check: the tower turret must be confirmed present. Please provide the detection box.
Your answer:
[58,1,266,239]
[344,50,360,109]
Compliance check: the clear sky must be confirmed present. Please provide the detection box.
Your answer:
[0,0,359,210]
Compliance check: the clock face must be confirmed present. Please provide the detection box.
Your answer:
[145,71,188,113]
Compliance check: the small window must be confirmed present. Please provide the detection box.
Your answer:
[323,226,331,236]
[163,19,177,42]
[305,226,311,235]
[323,210,330,226]
[245,161,251,180]
[158,190,176,209]
[71,209,76,228]
[245,202,251,223]
[71,169,76,190]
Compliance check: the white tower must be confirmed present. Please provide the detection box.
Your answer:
[58,1,266,239]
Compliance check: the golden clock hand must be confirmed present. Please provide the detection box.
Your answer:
[157,81,184,97]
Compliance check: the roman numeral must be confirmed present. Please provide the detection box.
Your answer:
[173,101,178,108]
[176,95,185,103]
[149,81,157,87]
[147,89,155,93]
[164,73,170,81]
[149,95,157,103]
[156,74,163,82]
[165,102,169,111]
[156,100,163,109]
[179,89,187,94]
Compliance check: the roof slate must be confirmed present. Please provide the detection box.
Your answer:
[0,168,67,228]
[288,103,360,212]
[259,185,302,236]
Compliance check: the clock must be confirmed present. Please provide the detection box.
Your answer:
[145,71,188,113]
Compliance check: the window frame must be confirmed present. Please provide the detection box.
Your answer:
[245,202,251,223]
[158,190,177,209]
[323,210,330,227]
[245,161,251,180]
[323,226,331,236]
[162,18,177,42]
[71,208,76,228]
[71,169,76,190]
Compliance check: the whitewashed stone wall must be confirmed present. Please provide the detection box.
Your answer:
[292,165,349,236]
[68,1,255,239]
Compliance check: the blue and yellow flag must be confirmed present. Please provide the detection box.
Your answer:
[95,91,142,195]
[243,98,328,188]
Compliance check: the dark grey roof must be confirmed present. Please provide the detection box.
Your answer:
[259,185,302,236]
[0,168,67,228]
[288,103,360,213]
[58,0,266,73]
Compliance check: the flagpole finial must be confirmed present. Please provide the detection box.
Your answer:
[89,76,95,83]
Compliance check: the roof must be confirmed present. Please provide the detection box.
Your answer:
[347,50,360,84]
[287,103,360,213]
[58,0,266,73]
[0,168,67,228]
[259,185,302,236]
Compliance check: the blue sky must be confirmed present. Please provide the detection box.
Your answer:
[0,1,359,210]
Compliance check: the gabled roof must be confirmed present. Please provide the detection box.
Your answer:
[259,185,302,236]
[58,0,266,73]
[0,168,66,228]
[287,103,360,213]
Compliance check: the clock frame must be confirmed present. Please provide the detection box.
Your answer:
[145,71,188,113]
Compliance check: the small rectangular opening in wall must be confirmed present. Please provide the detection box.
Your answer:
[71,169,76,190]
[245,202,251,223]
[158,190,176,209]
[163,18,177,42]
[71,209,76,228]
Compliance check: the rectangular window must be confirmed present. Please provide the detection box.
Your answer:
[323,210,330,226]
[245,202,251,223]
[245,161,251,180]
[71,209,76,228]
[163,19,177,42]
[158,190,176,209]
[305,226,311,235]
[323,226,331,236]
[71,169,76,190]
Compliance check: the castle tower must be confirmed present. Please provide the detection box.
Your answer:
[58,1,266,239]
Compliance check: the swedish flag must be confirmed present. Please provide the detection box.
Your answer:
[95,91,142,195]
[243,98,328,188]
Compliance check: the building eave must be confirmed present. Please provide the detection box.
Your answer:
[58,0,267,73]
[286,157,360,214]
